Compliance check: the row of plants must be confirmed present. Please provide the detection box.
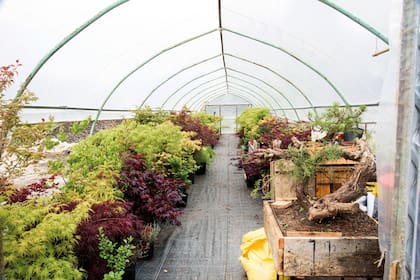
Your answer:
[236,108,312,192]
[0,63,221,279]
[236,105,367,198]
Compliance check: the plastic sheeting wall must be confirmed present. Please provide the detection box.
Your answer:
[376,0,420,278]
[0,0,390,123]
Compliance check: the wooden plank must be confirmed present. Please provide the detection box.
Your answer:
[322,157,359,165]
[271,160,297,201]
[271,200,293,209]
[263,201,284,274]
[286,231,342,237]
[315,183,331,198]
[283,236,384,277]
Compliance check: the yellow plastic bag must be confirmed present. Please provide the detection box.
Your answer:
[239,227,277,280]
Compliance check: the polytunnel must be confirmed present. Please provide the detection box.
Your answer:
[0,0,419,279]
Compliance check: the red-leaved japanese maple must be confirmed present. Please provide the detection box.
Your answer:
[255,117,311,149]
[75,201,144,280]
[171,108,219,147]
[2,175,58,203]
[117,152,184,225]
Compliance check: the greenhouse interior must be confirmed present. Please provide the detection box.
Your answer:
[0,0,419,279]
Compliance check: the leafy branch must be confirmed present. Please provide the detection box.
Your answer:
[98,227,135,280]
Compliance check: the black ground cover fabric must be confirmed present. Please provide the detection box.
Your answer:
[135,134,263,280]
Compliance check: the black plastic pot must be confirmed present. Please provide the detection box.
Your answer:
[141,241,154,260]
[343,128,364,142]
[188,172,195,184]
[123,264,136,280]
[195,163,206,175]
[176,186,188,208]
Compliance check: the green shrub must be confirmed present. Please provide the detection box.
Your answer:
[308,102,367,138]
[128,121,200,181]
[65,121,135,200]
[194,146,215,166]
[133,106,169,125]
[0,200,90,279]
[98,227,135,280]
[191,111,223,134]
[287,144,343,182]
[236,107,270,144]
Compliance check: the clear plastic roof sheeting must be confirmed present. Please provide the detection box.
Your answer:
[0,0,390,122]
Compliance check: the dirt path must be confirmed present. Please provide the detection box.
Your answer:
[135,134,263,280]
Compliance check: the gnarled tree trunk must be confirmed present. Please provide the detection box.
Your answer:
[244,137,376,221]
[307,139,376,221]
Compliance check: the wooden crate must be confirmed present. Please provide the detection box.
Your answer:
[270,160,297,201]
[263,201,383,277]
[315,159,357,198]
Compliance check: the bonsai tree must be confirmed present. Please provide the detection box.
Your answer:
[308,103,367,140]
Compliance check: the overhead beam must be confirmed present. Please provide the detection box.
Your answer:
[226,67,300,119]
[189,88,274,113]
[144,53,316,115]
[223,28,349,105]
[16,0,131,98]
[161,68,225,107]
[194,92,261,112]
[225,53,316,114]
[187,82,283,116]
[171,79,227,109]
[318,0,389,44]
[90,28,218,134]
[227,78,285,114]
[218,0,229,91]
[180,81,276,113]
[169,72,287,116]
[139,54,222,107]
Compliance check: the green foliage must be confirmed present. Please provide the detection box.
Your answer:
[191,111,223,133]
[133,106,169,125]
[250,175,272,200]
[236,107,270,144]
[140,222,161,242]
[194,146,215,166]
[1,63,59,182]
[66,120,199,200]
[0,62,89,185]
[56,126,69,142]
[128,121,200,181]
[287,144,343,182]
[98,227,135,280]
[69,117,91,134]
[0,200,90,279]
[67,122,131,177]
[65,122,133,200]
[48,159,64,173]
[308,102,367,137]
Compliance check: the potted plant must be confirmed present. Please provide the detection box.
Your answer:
[97,227,135,280]
[308,103,366,142]
[134,222,161,260]
[193,146,215,175]
[236,107,270,146]
[75,201,144,280]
